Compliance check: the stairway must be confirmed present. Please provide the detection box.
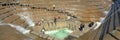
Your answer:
[108,29,120,40]
[100,28,120,40]
[103,34,116,40]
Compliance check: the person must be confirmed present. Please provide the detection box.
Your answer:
[52,5,55,10]
[67,13,71,16]
[58,16,60,21]
[79,24,85,31]
[31,6,35,9]
[54,17,57,25]
[38,21,42,26]
[41,18,44,22]
[72,15,77,18]
[41,27,45,34]
[2,3,6,6]
[58,8,64,13]
[88,22,94,27]
[67,16,71,20]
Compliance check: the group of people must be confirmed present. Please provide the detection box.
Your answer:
[79,22,94,31]
[31,4,77,21]
[66,13,77,20]
[32,4,79,34]
[0,2,20,6]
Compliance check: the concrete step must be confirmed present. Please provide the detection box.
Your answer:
[103,34,116,40]
[110,30,120,40]
[25,33,46,40]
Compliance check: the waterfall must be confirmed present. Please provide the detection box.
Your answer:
[22,15,35,27]
[18,12,35,27]
[8,24,30,34]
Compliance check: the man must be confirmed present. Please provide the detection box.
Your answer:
[54,17,57,25]
[72,15,77,18]
[52,5,55,10]
[67,16,71,20]
[41,27,45,34]
[58,16,60,21]
[79,24,85,31]
[38,21,42,26]
[88,22,94,27]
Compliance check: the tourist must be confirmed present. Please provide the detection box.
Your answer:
[41,27,45,34]
[58,16,60,21]
[41,18,44,22]
[54,17,57,25]
[79,24,85,31]
[52,5,55,10]
[67,13,71,16]
[88,22,94,27]
[67,15,71,20]
[38,21,42,26]
[2,4,6,6]
[31,6,35,9]
[72,15,77,18]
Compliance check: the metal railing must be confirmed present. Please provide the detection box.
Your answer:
[99,0,120,40]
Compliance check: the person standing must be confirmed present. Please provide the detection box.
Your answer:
[41,27,45,34]
[54,17,57,26]
[58,16,60,21]
[52,5,55,10]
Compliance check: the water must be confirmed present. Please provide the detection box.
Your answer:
[45,28,73,39]
[18,12,35,27]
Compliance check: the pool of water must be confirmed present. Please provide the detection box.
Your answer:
[45,28,73,39]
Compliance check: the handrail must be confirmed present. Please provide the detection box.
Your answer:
[102,1,120,24]
[99,0,120,40]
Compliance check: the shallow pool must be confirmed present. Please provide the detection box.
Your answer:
[45,28,73,39]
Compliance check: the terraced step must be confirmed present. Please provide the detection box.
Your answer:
[0,25,31,40]
[0,12,13,20]
[12,19,24,24]
[25,33,46,40]
[2,15,19,23]
[109,30,120,40]
[103,34,116,40]
[0,8,12,15]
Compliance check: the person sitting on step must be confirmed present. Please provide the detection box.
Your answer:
[88,22,94,27]
[79,24,85,31]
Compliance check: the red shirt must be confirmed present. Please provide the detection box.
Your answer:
[58,16,60,19]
